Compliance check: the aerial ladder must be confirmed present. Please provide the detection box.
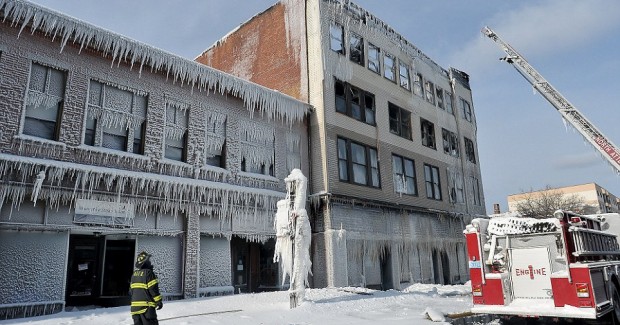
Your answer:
[482,26,620,174]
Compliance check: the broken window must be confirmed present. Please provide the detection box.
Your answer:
[85,80,147,154]
[460,97,472,122]
[338,137,380,188]
[392,154,417,195]
[164,102,189,162]
[388,103,411,140]
[367,43,380,74]
[420,118,435,149]
[334,79,375,125]
[330,23,345,54]
[435,87,444,109]
[349,32,364,65]
[424,164,442,200]
[448,170,465,203]
[24,63,66,140]
[399,62,410,90]
[442,128,460,157]
[424,80,435,105]
[464,137,476,164]
[445,91,454,115]
[383,52,396,82]
[413,73,423,97]
[471,176,481,206]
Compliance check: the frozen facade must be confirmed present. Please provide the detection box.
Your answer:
[0,0,311,319]
[196,0,486,290]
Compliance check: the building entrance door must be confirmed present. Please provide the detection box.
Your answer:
[65,234,135,307]
[231,237,278,293]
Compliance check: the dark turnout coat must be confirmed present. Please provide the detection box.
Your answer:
[130,263,163,317]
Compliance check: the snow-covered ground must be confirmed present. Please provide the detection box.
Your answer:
[2,283,473,324]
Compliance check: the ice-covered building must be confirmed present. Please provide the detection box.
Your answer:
[0,0,310,319]
[196,0,486,290]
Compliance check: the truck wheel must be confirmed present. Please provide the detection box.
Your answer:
[612,284,620,324]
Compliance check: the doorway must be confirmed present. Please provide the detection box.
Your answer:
[65,234,135,307]
[231,237,279,293]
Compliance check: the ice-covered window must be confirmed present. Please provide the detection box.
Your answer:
[240,120,275,176]
[424,80,435,105]
[471,176,481,205]
[445,91,454,115]
[330,23,345,54]
[399,62,410,90]
[85,80,147,154]
[204,111,226,168]
[448,169,464,204]
[442,128,459,157]
[420,118,435,149]
[164,102,188,162]
[464,137,476,164]
[435,87,444,109]
[334,79,375,125]
[24,63,66,140]
[392,154,417,196]
[337,137,380,188]
[388,103,411,140]
[383,53,396,82]
[367,43,380,74]
[413,73,423,98]
[286,132,301,173]
[424,164,442,200]
[349,32,364,65]
[460,97,472,122]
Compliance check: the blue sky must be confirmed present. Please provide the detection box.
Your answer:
[28,0,620,214]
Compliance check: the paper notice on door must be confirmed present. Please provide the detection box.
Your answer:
[78,263,89,271]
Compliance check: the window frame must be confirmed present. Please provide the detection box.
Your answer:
[442,128,460,158]
[424,163,442,201]
[445,91,454,115]
[424,80,436,105]
[334,79,376,126]
[388,103,412,140]
[413,73,424,98]
[435,87,444,109]
[472,176,481,206]
[464,137,476,164]
[420,118,436,149]
[367,43,381,74]
[329,23,345,55]
[392,154,417,196]
[460,97,473,122]
[164,103,189,162]
[399,62,411,91]
[383,52,397,83]
[23,62,66,141]
[349,32,364,66]
[337,137,381,188]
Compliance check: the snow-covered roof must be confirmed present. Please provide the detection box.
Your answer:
[0,0,310,124]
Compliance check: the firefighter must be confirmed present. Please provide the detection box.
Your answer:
[130,251,163,325]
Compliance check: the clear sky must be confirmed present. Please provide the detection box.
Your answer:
[27,0,620,214]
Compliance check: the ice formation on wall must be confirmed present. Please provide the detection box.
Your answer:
[273,169,311,307]
[204,110,227,156]
[0,0,309,124]
[239,120,275,169]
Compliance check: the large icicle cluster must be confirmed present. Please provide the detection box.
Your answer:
[0,0,310,124]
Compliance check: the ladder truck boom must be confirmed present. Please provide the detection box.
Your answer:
[482,26,620,174]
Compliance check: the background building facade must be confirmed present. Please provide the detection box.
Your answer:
[197,0,486,289]
[507,183,620,214]
[0,0,310,319]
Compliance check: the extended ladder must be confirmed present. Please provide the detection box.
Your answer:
[482,27,620,174]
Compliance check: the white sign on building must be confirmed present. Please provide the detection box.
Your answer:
[74,199,135,227]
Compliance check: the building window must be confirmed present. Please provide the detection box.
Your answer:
[399,62,410,90]
[392,154,417,196]
[460,97,472,122]
[471,176,481,206]
[240,120,275,176]
[435,87,444,109]
[85,80,147,154]
[442,128,460,157]
[388,103,411,140]
[413,73,423,98]
[334,79,375,125]
[205,111,227,168]
[330,23,344,54]
[349,32,364,65]
[420,118,436,149]
[164,102,189,162]
[445,92,454,115]
[424,80,435,105]
[448,170,465,203]
[383,52,396,82]
[338,137,380,188]
[424,164,442,200]
[464,137,476,164]
[368,43,380,74]
[24,63,66,140]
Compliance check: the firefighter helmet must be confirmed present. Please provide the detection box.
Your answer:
[135,251,151,268]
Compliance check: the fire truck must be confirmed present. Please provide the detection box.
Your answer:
[464,210,620,322]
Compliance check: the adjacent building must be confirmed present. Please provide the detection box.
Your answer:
[196,0,486,289]
[507,183,620,215]
[0,0,310,319]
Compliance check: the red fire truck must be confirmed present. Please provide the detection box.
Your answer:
[464,210,620,322]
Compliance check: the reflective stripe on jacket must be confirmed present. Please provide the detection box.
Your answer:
[130,268,162,315]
